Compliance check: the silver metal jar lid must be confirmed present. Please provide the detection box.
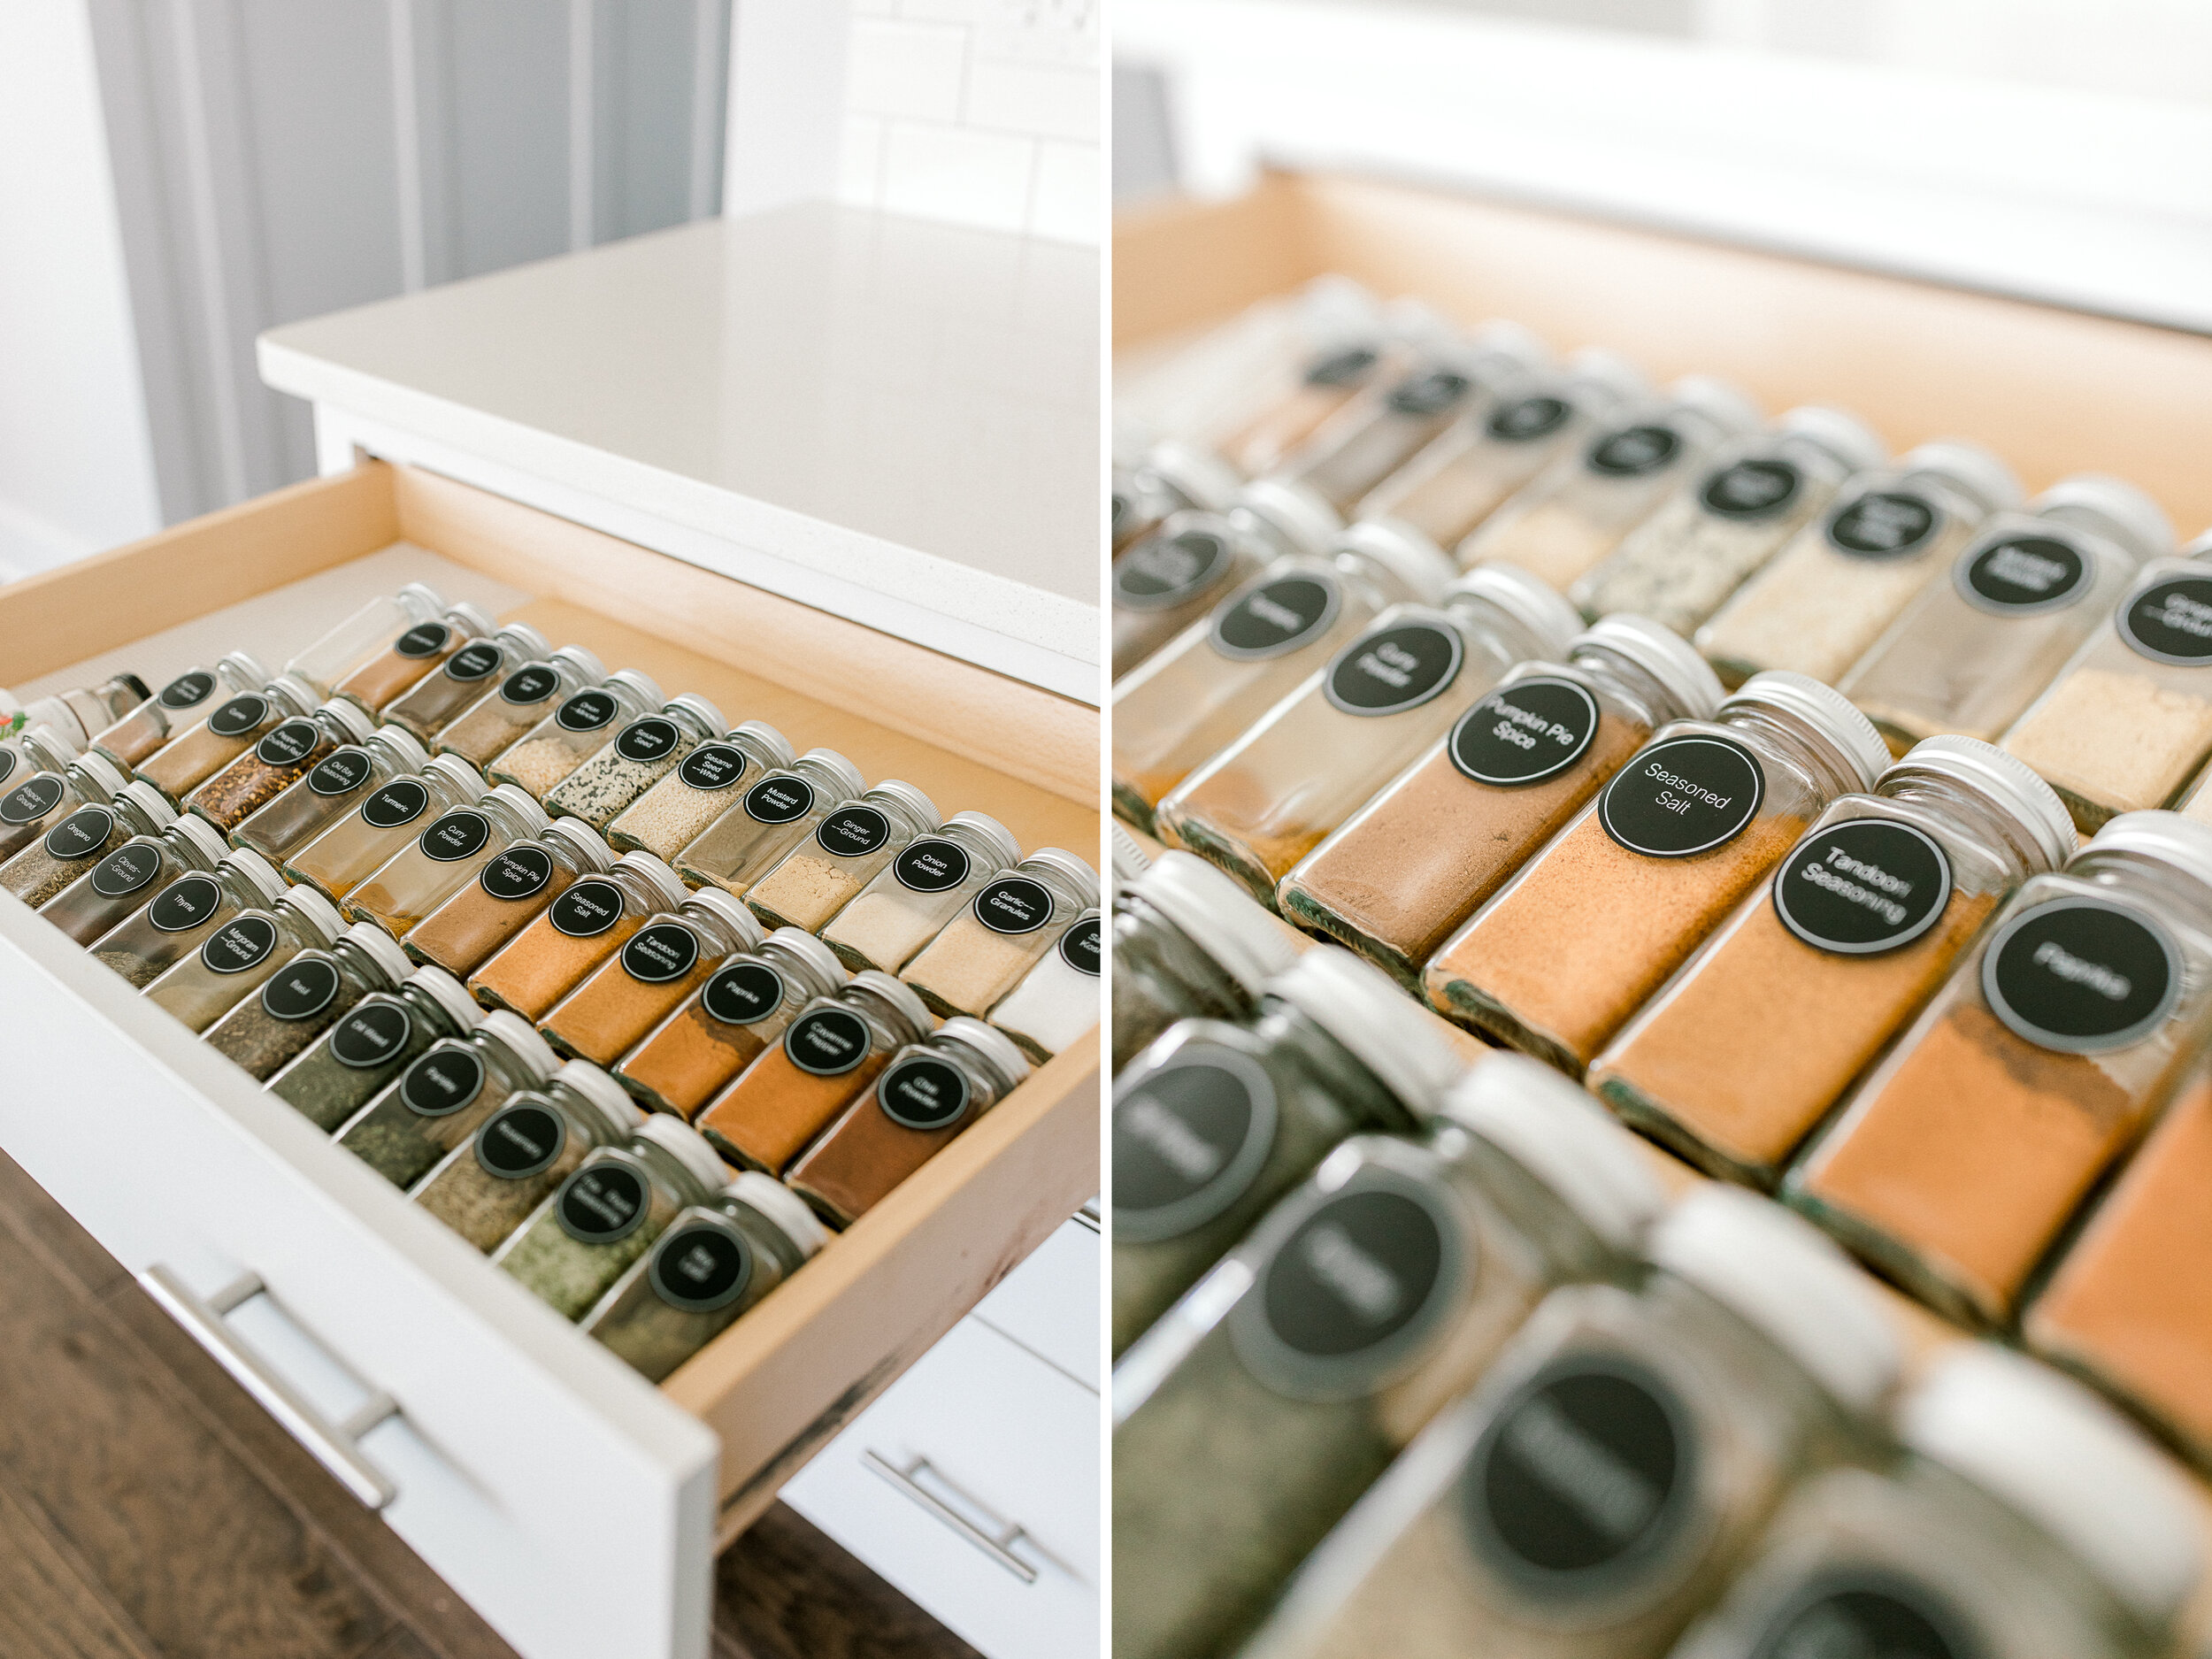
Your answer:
[1664,374,1761,437]
[74,750,128,795]
[1721,670,1890,793]
[1443,565,1582,661]
[681,885,765,952]
[603,668,664,707]
[663,693,726,737]
[634,1114,730,1192]
[1775,403,1886,474]
[169,815,231,868]
[219,649,272,687]
[119,780,177,829]
[495,621,552,661]
[1575,615,1724,722]
[864,779,941,834]
[726,1170,829,1256]
[485,783,550,838]
[1887,735,2075,872]
[1560,345,1647,406]
[1110,821,1152,886]
[1338,519,1455,607]
[794,748,867,801]
[403,964,484,1033]
[934,1016,1032,1093]
[339,920,412,987]
[726,719,796,772]
[220,846,288,906]
[1131,849,1299,998]
[849,968,934,1037]
[443,602,498,638]
[1263,945,1463,1119]
[1018,848,1100,910]
[319,699,378,745]
[2032,473,2174,566]
[551,1059,641,1137]
[368,724,429,771]
[943,810,1022,871]
[1141,440,1240,514]
[544,816,616,872]
[479,1008,558,1083]
[1895,439,2023,517]
[761,926,848,992]
[1232,479,1341,559]
[1437,1056,1666,1253]
[2082,810,2212,892]
[277,882,343,944]
[549,644,606,682]
[612,849,690,910]
[424,753,489,801]
[270,672,321,713]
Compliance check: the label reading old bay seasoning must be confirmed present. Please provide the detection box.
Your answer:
[1600,735,1764,857]
[1113,1046,1278,1243]
[1981,895,2181,1054]
[549,878,625,937]
[1770,820,1953,956]
[1210,573,1340,661]
[1451,678,1599,787]
[1323,620,1464,718]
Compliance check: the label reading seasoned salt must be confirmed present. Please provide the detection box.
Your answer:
[1112,1046,1278,1243]
[1771,819,1953,956]
[1599,734,1764,858]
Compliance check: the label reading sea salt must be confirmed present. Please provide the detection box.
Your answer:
[1450,677,1598,787]
[1770,819,1953,956]
[1982,895,2180,1054]
[1112,1045,1279,1243]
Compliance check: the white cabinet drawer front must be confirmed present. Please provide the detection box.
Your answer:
[970,1213,1100,1389]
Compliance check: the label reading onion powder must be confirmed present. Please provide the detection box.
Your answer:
[649,1221,753,1312]
[1826,490,1939,560]
[1115,528,1234,610]
[1586,424,1679,479]
[894,838,972,893]
[1450,678,1598,787]
[1771,819,1953,956]
[1112,1046,1278,1243]
[878,1055,972,1130]
[1323,620,1464,718]
[1210,573,1340,661]
[1701,457,1801,520]
[1955,534,2088,614]
[1981,895,2180,1054]
[2117,574,2212,664]
[1599,734,1764,858]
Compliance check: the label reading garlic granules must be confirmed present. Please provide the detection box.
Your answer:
[1322,621,1464,718]
[1770,821,1953,956]
[1211,574,1340,660]
[1598,735,1764,858]
[1980,896,2181,1054]
[1113,1047,1279,1243]
[1449,678,1599,787]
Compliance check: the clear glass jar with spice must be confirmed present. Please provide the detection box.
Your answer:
[284,581,444,696]
[1112,849,1302,1075]
[988,906,1098,1064]
[332,601,496,717]
[1786,810,2212,1326]
[580,1171,826,1381]
[1459,377,1762,588]
[184,697,377,833]
[1113,521,1457,832]
[402,816,613,977]
[283,752,487,900]
[820,810,1023,975]
[543,693,725,830]
[1243,1187,1901,1659]
[1155,566,1583,902]
[378,621,550,741]
[487,668,664,802]
[493,1114,729,1319]
[1839,475,2175,749]
[902,847,1100,1019]
[1213,299,1405,479]
[24,673,152,740]
[143,883,343,1033]
[1111,946,1460,1356]
[468,849,689,1020]
[603,719,796,861]
[1593,735,2074,1187]
[230,722,429,865]
[336,1008,558,1187]
[0,723,85,842]
[136,674,319,807]
[39,812,230,945]
[269,963,483,1131]
[203,921,412,1081]
[1425,671,1890,1075]
[669,748,866,899]
[434,644,606,769]
[540,887,764,1067]
[0,695,88,757]
[411,1058,641,1252]
[615,927,847,1118]
[0,746,126,863]
[342,783,550,933]
[1113,1058,1668,1659]
[1697,440,2023,687]
[745,780,941,934]
[89,652,269,776]
[2,780,177,907]
[1280,615,1724,987]
[88,847,287,987]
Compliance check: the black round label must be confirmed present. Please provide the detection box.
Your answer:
[1115,528,1233,611]
[816,804,890,858]
[479,844,555,902]
[160,670,218,709]
[330,1000,412,1068]
[973,875,1054,935]
[1487,394,1571,443]
[557,1163,649,1242]
[261,956,342,1020]
[1772,820,1953,956]
[442,641,503,682]
[500,664,561,705]
[254,718,322,767]
[1748,1571,1976,1659]
[1112,1046,1278,1243]
[394,621,451,658]
[475,1101,567,1179]
[677,742,749,792]
[43,806,114,861]
[0,773,65,825]
[1323,620,1464,718]
[556,688,619,733]
[1463,1356,1694,1589]
[894,837,972,893]
[419,809,492,862]
[91,840,165,899]
[649,1221,754,1312]
[613,717,681,764]
[1827,489,1939,560]
[702,960,787,1025]
[360,778,431,829]
[1303,345,1377,388]
[1981,896,2181,1054]
[742,775,814,824]
[148,872,222,932]
[1586,424,1680,479]
[1956,534,2088,614]
[200,912,279,974]
[1386,368,1471,418]
[549,878,625,937]
[0,749,15,789]
[207,694,270,739]
[622,921,701,983]
[1210,573,1341,661]
[1450,677,1599,787]
[1701,457,1802,520]
[307,748,374,796]
[878,1056,972,1130]
[1059,915,1102,975]
[1599,734,1764,858]
[2117,575,2212,664]
[784,1006,872,1075]
[398,1045,486,1115]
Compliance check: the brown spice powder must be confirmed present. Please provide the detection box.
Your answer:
[404,863,577,977]
[334,634,465,713]
[614,999,776,1119]
[696,1044,887,1173]
[468,910,643,1021]
[786,1087,962,1227]
[541,950,718,1067]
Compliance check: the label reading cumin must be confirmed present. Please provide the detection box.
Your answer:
[1771,820,1952,956]
[1112,1046,1278,1243]
[207,694,270,739]
[1599,734,1764,857]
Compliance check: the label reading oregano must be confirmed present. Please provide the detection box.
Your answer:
[1451,678,1598,787]
[1701,457,1801,520]
[419,809,492,862]
[973,875,1053,935]
[1982,895,2180,1054]
[816,804,890,858]
[0,773,65,825]
[330,1001,412,1068]
[1748,1571,1974,1659]
[613,717,681,764]
[261,956,342,1021]
[1059,915,1102,975]
[393,621,451,658]
[500,664,561,705]
[557,1163,648,1242]
[549,878,624,937]
[1112,1046,1278,1243]
[556,688,619,733]
[360,778,431,829]
[255,718,322,767]
[1210,573,1340,661]
[702,961,785,1025]
[1771,820,1952,956]
[159,669,218,709]
[207,694,269,739]
[90,841,165,899]
[1386,368,1471,418]
[200,913,279,974]
[149,873,222,932]
[677,743,748,791]
[43,806,114,861]
[475,1102,566,1179]
[442,641,503,682]
[1826,490,1939,560]
[894,837,972,893]
[307,748,373,796]
[649,1222,753,1312]
[1955,534,2088,614]
[1599,735,1764,858]
[1115,528,1233,610]
[398,1045,485,1115]
[479,845,555,902]
[878,1055,972,1130]
[2117,574,2212,664]
[784,1006,872,1075]
[742,775,814,825]
[1323,620,1464,718]
[1487,394,1571,442]
[1586,424,1679,479]
[622,921,701,984]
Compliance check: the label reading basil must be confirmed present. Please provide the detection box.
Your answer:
[1450,678,1598,787]
[1826,490,1939,560]
[1701,457,1802,520]
[973,875,1053,935]
[677,742,749,792]
[1303,345,1377,388]
[742,775,814,824]
[1211,573,1340,661]
[398,1045,486,1116]
[330,1001,412,1068]
[360,778,431,829]
[784,1006,872,1075]
[1982,895,2180,1054]
[613,717,680,764]
[649,1222,753,1312]
[1771,820,1952,956]
[90,841,165,900]
[148,873,222,932]
[702,960,786,1025]
[261,956,342,1021]
[1113,1046,1279,1243]
[442,641,503,682]
[1115,528,1234,610]
[1059,915,1102,975]
[475,1102,566,1179]
[1956,534,2087,614]
[393,621,451,658]
[549,878,625,937]
[1586,424,1679,479]
[816,804,891,858]
[479,844,555,902]
[419,809,492,862]
[307,748,373,796]
[500,664,561,705]
[557,1163,649,1242]
[622,921,701,983]
[206,694,269,739]
[1487,394,1571,442]
[1599,735,1764,858]
[1386,368,1471,418]
[2118,574,2212,664]
[159,669,218,709]
[878,1055,972,1131]
[0,773,65,825]
[556,688,619,733]
[43,806,113,861]
[1748,1571,1974,1659]
[254,718,322,767]
[1323,620,1464,718]
[894,837,972,893]
[199,913,279,974]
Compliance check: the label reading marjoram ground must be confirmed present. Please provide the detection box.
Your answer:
[2118,574,2212,665]
[159,670,218,710]
[307,748,373,796]
[1599,735,1764,858]
[557,1163,648,1243]
[1112,1046,1278,1243]
[1450,678,1599,787]
[207,694,270,739]
[360,779,431,829]
[878,1055,972,1131]
[622,921,701,984]
[475,1102,566,1179]
[1324,620,1464,718]
[678,743,749,792]
[649,1221,753,1312]
[90,841,165,899]
[1701,458,1801,520]
[1059,915,1102,975]
[261,956,342,1021]
[1585,424,1680,479]
[784,1007,872,1075]
[742,775,814,825]
[1826,490,1939,560]
[1386,369,1471,418]
[199,913,279,974]
[613,718,681,764]
[148,873,222,932]
[419,809,492,862]
[479,845,555,902]
[398,1045,486,1116]
[1982,895,2181,1054]
[1955,534,2089,614]
[1771,820,1953,956]
[255,719,322,767]
[44,806,113,861]
[816,804,890,858]
[549,879,625,938]
[500,664,561,705]
[556,688,619,733]
[394,622,451,658]
[702,961,786,1025]
[330,1002,412,1068]
[894,838,972,893]
[1115,528,1234,610]
[1487,394,1571,443]
[442,641,503,682]
[1748,1571,1976,1659]
[973,875,1054,935]
[1210,573,1340,661]
[0,773,65,825]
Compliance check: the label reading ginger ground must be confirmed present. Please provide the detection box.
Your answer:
[1450,677,1598,786]
[1981,895,2180,1053]
[1322,619,1463,718]
[1115,527,1234,611]
[1210,573,1340,660]
[1771,819,1952,956]
[2117,574,2212,664]
[1599,734,1763,857]
[1956,533,2088,614]
[1748,1571,1976,1659]
[1112,1046,1278,1243]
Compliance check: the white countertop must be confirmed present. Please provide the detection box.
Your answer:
[258,205,1101,703]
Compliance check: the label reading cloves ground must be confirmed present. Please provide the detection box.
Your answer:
[614,718,681,764]
[1600,735,1763,857]
[200,913,279,974]
[649,1221,753,1312]
[556,688,620,733]
[1487,394,1571,443]
[394,622,451,658]
[160,670,218,709]
[1955,534,2089,614]
[475,1101,566,1179]
[816,804,890,858]
[2118,574,2212,664]
[703,961,786,1025]
[255,719,321,767]
[1112,1045,1278,1243]
[1210,573,1340,661]
[557,1163,648,1243]
[878,1055,972,1131]
[1059,915,1102,975]
[549,879,625,937]
[1324,620,1464,718]
[360,779,431,829]
[261,956,342,1021]
[622,922,701,984]
[149,873,222,932]
[742,775,814,825]
[90,841,165,899]
[678,743,749,792]
[1826,490,1939,561]
[1701,458,1801,520]
[500,664,561,705]
[894,838,972,893]
[44,806,114,861]
[0,773,65,825]
[419,809,492,862]
[1748,1570,1975,1659]
[1771,819,1953,956]
[784,1007,872,1075]
[479,845,555,902]
[308,749,373,796]
[1451,678,1598,786]
[1982,895,2180,1054]
[1116,528,1234,611]
[442,641,503,682]
[1586,425,1679,479]
[398,1045,486,1115]
[973,875,1054,935]
[331,1002,412,1067]
[207,695,270,739]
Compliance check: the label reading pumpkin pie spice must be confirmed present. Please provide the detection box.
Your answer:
[1451,679,1599,787]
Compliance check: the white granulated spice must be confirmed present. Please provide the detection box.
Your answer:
[1573,490,1824,635]
[2004,667,2212,820]
[496,737,590,800]
[604,771,741,859]
[1464,499,1638,590]
[1699,530,1968,684]
[987,941,1097,1063]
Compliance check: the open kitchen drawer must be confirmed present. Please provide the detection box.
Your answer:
[0,459,1101,1659]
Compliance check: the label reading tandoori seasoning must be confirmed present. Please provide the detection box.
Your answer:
[1955,534,2089,615]
[1746,1570,1976,1659]
[1211,574,1340,661]
[1599,735,1764,858]
[878,1055,972,1130]
[1825,491,1939,561]
[1323,620,1464,718]
[1770,820,1953,956]
[2117,575,2212,665]
[1116,529,1233,610]
[622,922,701,984]
[1113,1047,1279,1244]
[1980,895,2181,1054]
[1451,679,1599,787]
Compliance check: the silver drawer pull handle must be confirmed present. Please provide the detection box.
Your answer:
[139,1264,398,1510]
[863,1449,1041,1584]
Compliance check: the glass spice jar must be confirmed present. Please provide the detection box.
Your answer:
[0,723,85,840]
[1839,475,2174,750]
[88,847,287,988]
[745,780,941,934]
[143,883,343,1033]
[283,581,445,696]
[987,907,1099,1064]
[1571,406,1887,635]
[433,644,606,769]
[1786,810,2212,1327]
[1242,1187,1901,1659]
[1112,1058,1668,1659]
[1696,440,2023,687]
[335,1008,558,1187]
[669,748,866,899]
[0,746,126,863]
[1213,298,1406,478]
[401,816,613,976]
[1459,377,1761,588]
[1153,566,1583,902]
[230,723,430,865]
[1280,615,1724,987]
[202,921,412,1081]
[1592,735,2074,1187]
[268,964,483,1131]
[34,673,153,738]
[283,752,487,900]
[787,1017,1032,1227]
[488,667,664,801]
[902,847,1101,1019]
[89,651,269,776]
[1112,520,1456,831]
[820,810,1023,975]
[1,780,176,907]
[1111,946,1460,1357]
[377,621,550,740]
[1425,671,1890,1076]
[542,693,725,830]
[1671,1346,2201,1659]
[603,719,797,861]
[332,600,497,716]
[468,849,689,1020]
[135,674,319,807]
[580,1171,826,1381]
[38,812,230,945]
[493,1114,729,1319]
[540,887,764,1066]
[614,927,847,1118]
[342,782,550,933]
[0,694,89,757]
[411,1058,641,1252]
[184,697,376,833]
[1112,849,1302,1075]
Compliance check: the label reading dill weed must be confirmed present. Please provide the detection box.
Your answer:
[1451,678,1598,787]
[1210,574,1340,661]
[1982,895,2180,1054]
[331,1002,412,1068]
[1600,735,1764,858]
[1772,820,1952,956]
[894,838,971,893]
[1113,1046,1278,1243]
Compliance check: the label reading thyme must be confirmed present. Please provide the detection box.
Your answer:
[649,1222,753,1312]
[1115,528,1234,610]
[1826,490,1939,560]
[2117,574,2212,664]
[878,1055,972,1130]
[1450,678,1598,787]
[149,873,223,932]
[894,837,972,893]
[621,921,701,984]
[1981,895,2180,1054]
[1599,735,1764,858]
[1323,620,1464,718]
[784,1007,872,1075]
[1771,819,1953,956]
[557,1163,649,1243]
[1112,1046,1278,1243]
[1210,573,1340,661]
[1956,534,2088,614]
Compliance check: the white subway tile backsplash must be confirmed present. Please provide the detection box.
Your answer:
[1028,139,1100,244]
[848,19,969,121]
[881,122,1038,234]
[966,58,1099,142]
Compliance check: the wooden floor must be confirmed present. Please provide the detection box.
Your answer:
[0,1148,980,1659]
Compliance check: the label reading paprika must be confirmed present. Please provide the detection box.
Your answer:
[1982,895,2180,1054]
[702,961,786,1025]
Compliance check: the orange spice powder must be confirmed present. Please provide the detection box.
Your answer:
[468,909,644,1021]
[696,1044,889,1174]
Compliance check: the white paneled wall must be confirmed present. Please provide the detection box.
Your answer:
[839,0,1101,244]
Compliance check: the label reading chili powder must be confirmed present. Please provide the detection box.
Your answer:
[1599,734,1764,858]
[1059,915,1102,975]
[500,664,560,705]
[557,1163,648,1242]
[1113,1046,1278,1243]
[1826,490,1939,560]
[742,775,814,825]
[894,837,971,893]
[1487,394,1571,442]
[973,875,1054,935]
[207,694,270,739]
[360,779,431,829]
[2117,574,2212,664]
[44,806,114,860]
[1771,819,1953,956]
[1115,528,1233,611]
[879,1055,972,1130]
[476,1101,566,1179]
[419,809,492,862]
[678,743,749,791]
[1386,368,1471,418]
[1210,573,1340,661]
[614,718,681,764]
[622,921,701,983]
[442,641,503,682]
[480,844,555,902]
[1451,678,1599,787]
[394,622,451,658]
[1956,534,2088,614]
[0,773,65,825]
[785,1007,872,1075]
[1303,345,1377,388]
[1324,620,1464,718]
[703,961,785,1024]
[1982,895,2180,1054]
[1748,1571,1975,1659]
[149,873,221,932]
[262,956,342,1020]
[308,748,373,796]
[650,1221,753,1312]
[398,1045,485,1115]
[90,841,164,899]
[549,879,625,937]
[556,688,619,733]
[816,804,890,858]
[1586,424,1679,479]
[160,670,217,709]
[255,718,321,767]
[200,913,279,974]
[331,1002,412,1067]
[1701,457,1801,520]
